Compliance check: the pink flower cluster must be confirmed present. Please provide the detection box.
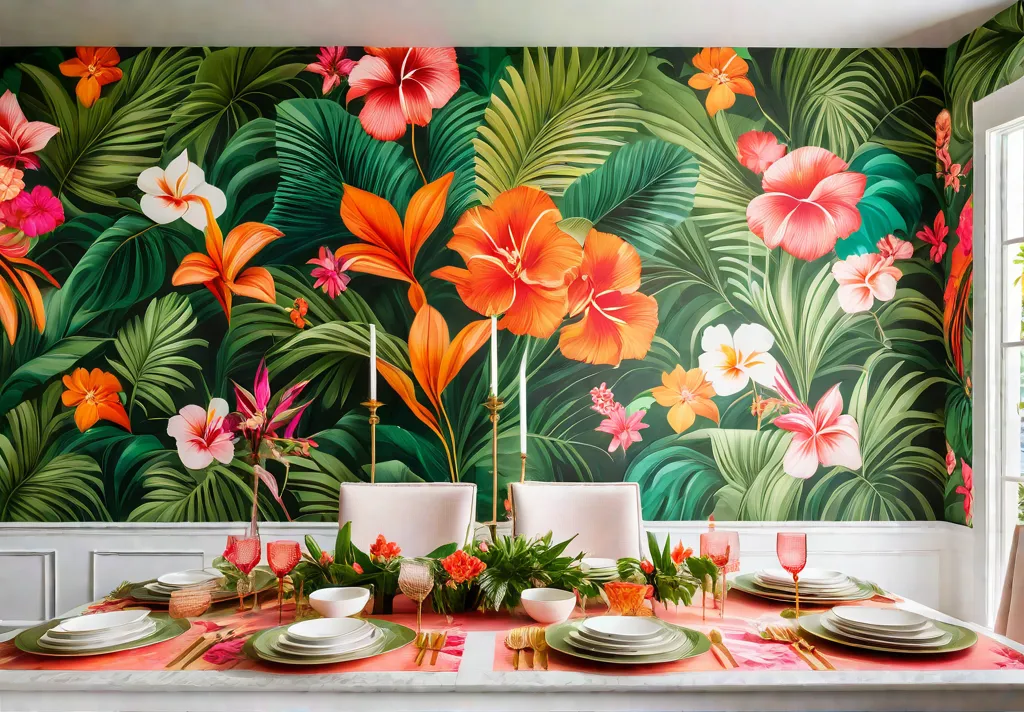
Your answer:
[0,91,63,239]
[589,382,649,453]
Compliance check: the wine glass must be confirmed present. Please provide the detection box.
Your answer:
[267,540,301,624]
[398,559,434,634]
[702,532,732,618]
[224,534,261,611]
[777,532,808,618]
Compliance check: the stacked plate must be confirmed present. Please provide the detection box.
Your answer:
[246,617,416,666]
[142,569,223,597]
[801,606,978,654]
[580,558,619,584]
[734,567,875,603]
[36,610,156,653]
[545,616,710,665]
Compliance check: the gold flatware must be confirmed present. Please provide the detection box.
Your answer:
[165,635,206,670]
[528,626,548,670]
[504,627,531,670]
[414,632,429,666]
[763,625,827,671]
[777,627,835,671]
[167,630,224,670]
[429,632,446,666]
[709,629,739,669]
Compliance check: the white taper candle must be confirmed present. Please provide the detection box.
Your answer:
[519,352,528,454]
[369,323,377,400]
[490,316,498,396]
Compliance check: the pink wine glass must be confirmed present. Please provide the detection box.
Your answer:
[267,540,301,624]
[701,532,732,618]
[777,532,808,618]
[224,534,261,611]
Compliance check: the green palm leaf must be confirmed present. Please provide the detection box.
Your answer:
[0,383,107,522]
[473,47,650,202]
[108,293,206,419]
[560,138,699,257]
[165,47,312,166]
[625,435,721,520]
[19,49,200,210]
[207,117,280,227]
[804,353,945,520]
[705,429,801,521]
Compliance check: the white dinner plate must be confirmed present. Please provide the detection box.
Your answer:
[39,621,157,650]
[829,606,927,630]
[567,629,684,656]
[574,624,675,647]
[823,615,946,643]
[157,570,221,587]
[278,626,378,652]
[581,558,618,571]
[757,568,847,585]
[51,609,151,635]
[753,575,858,591]
[272,629,384,658]
[44,619,154,643]
[580,616,666,641]
[819,615,951,648]
[286,617,370,643]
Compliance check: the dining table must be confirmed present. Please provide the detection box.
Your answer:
[1,581,1023,712]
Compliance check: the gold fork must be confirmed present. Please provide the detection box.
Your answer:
[413,632,428,666]
[529,626,548,669]
[429,632,447,666]
[504,627,531,670]
[764,625,833,670]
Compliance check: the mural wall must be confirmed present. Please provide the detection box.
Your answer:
[0,19,1009,523]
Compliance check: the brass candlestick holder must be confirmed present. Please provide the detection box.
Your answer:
[483,393,505,543]
[361,399,383,483]
[520,452,527,484]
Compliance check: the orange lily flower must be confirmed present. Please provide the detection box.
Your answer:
[338,172,453,312]
[376,305,490,481]
[59,47,123,108]
[0,229,60,345]
[651,365,720,434]
[432,186,582,338]
[171,199,283,323]
[558,230,658,366]
[687,48,755,117]
[61,368,131,432]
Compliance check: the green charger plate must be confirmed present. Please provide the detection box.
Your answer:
[731,573,876,604]
[244,618,415,666]
[15,613,190,657]
[799,613,978,655]
[130,567,277,603]
[545,619,711,665]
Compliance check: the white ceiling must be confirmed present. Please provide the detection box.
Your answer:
[0,0,1014,48]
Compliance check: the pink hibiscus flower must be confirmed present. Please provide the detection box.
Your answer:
[596,404,649,453]
[772,369,861,479]
[736,131,787,174]
[0,90,60,170]
[956,461,973,525]
[166,398,236,470]
[876,234,913,261]
[347,47,460,141]
[307,246,352,298]
[916,212,948,263]
[306,47,356,95]
[746,146,867,261]
[956,197,973,256]
[831,253,901,314]
[0,185,64,237]
[590,382,617,416]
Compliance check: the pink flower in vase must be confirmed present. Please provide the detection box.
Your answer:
[596,404,649,453]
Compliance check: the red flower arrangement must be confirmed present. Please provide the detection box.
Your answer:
[369,534,401,563]
[440,550,486,587]
[671,542,694,566]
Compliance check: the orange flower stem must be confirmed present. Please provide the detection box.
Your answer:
[439,402,460,483]
[411,124,427,186]
[754,95,790,142]
[436,424,458,485]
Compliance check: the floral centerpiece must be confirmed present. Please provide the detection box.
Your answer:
[430,547,489,615]
[617,532,699,608]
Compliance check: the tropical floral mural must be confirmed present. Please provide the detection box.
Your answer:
[2,12,1017,524]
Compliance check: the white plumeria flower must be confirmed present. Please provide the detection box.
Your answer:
[137,150,227,230]
[697,323,778,396]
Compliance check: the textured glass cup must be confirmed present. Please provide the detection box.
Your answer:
[398,559,434,634]
[777,532,808,618]
[169,588,212,619]
[224,534,261,611]
[267,540,302,624]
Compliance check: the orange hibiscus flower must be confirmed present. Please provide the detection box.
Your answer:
[59,47,123,108]
[171,198,283,323]
[651,365,719,434]
[558,230,658,366]
[61,368,131,433]
[432,186,582,338]
[376,305,490,482]
[687,48,755,117]
[338,173,453,312]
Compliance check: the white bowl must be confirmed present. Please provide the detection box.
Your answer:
[581,615,665,641]
[520,588,576,624]
[307,587,371,618]
[287,617,369,642]
[52,609,151,635]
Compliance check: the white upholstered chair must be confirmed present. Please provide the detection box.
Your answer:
[997,524,1024,643]
[337,482,477,557]
[510,482,646,560]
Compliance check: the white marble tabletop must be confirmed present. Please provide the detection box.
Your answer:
[2,598,1024,711]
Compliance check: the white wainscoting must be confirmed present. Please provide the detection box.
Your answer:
[0,520,973,627]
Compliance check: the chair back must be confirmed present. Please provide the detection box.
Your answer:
[337,482,477,557]
[997,524,1024,643]
[510,482,645,560]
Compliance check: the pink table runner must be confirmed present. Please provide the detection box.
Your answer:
[492,591,1024,674]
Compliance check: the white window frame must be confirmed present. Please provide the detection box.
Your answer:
[975,76,1024,627]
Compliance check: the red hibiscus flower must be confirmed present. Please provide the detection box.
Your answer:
[746,146,867,261]
[0,90,60,170]
[736,131,787,174]
[433,186,583,338]
[558,230,658,366]
[0,185,64,237]
[369,534,401,563]
[346,47,460,141]
[916,212,948,263]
